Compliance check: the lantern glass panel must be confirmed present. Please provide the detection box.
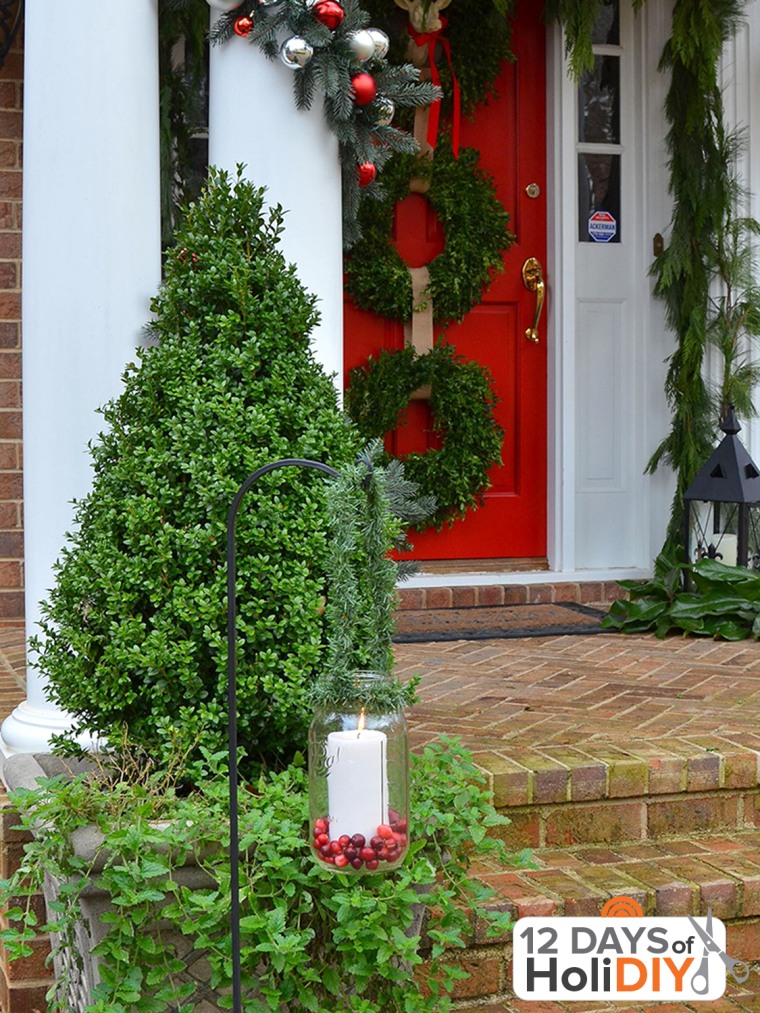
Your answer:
[308,672,409,874]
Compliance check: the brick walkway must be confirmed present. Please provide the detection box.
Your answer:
[2,624,760,1011]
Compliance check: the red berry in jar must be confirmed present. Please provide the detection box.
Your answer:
[366,858,379,870]
[329,840,342,855]
[377,823,394,839]
[370,836,385,851]
[359,846,376,862]
[334,853,350,868]
[345,846,358,860]
[351,857,363,869]
[323,854,335,864]
[338,835,351,849]
[395,818,408,833]
[320,843,332,858]
[316,833,329,847]
[388,808,400,825]
[377,847,390,861]
[392,832,406,846]
[351,834,366,849]
[315,818,328,833]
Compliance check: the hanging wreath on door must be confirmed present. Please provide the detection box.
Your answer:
[346,342,504,527]
[344,146,514,324]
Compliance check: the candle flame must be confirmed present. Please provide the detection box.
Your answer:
[357,708,366,732]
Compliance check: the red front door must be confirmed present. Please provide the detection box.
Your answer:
[344,1,548,562]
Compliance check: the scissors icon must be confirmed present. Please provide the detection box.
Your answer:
[688,908,750,993]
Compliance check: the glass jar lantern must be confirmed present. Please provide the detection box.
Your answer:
[308,673,409,873]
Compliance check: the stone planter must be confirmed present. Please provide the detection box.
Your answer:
[2,753,226,1013]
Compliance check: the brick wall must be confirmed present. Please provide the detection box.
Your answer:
[0,30,23,625]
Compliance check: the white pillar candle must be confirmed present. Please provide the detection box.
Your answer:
[718,533,738,567]
[326,728,388,843]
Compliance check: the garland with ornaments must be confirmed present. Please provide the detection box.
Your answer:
[208,0,440,248]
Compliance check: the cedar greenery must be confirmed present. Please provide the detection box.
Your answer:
[33,168,362,776]
[346,343,504,528]
[344,146,514,324]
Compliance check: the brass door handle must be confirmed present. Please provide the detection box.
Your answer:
[521,257,545,343]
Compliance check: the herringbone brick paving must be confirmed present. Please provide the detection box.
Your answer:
[2,622,760,1009]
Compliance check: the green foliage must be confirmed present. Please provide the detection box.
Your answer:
[645,0,760,547]
[346,344,504,529]
[208,0,440,249]
[602,550,760,640]
[33,168,361,775]
[360,0,516,118]
[315,447,417,711]
[0,740,529,1013]
[345,146,513,324]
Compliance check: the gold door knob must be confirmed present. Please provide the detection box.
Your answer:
[521,257,545,343]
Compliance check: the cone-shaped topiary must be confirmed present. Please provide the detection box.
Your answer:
[34,167,361,774]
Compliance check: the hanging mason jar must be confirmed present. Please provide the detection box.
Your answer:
[309,671,409,873]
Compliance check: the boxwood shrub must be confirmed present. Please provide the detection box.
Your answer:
[35,168,361,773]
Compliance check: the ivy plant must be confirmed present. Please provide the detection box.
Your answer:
[0,739,529,1013]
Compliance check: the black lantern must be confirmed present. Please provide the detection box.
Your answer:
[683,407,760,571]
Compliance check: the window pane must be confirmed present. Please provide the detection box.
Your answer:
[592,0,619,45]
[579,56,620,144]
[579,153,621,243]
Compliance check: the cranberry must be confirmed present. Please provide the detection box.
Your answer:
[323,854,335,864]
[312,840,322,851]
[334,853,350,868]
[377,823,394,839]
[345,846,358,860]
[359,846,376,862]
[316,833,329,847]
[351,857,363,869]
[388,808,400,825]
[365,859,379,870]
[338,835,351,849]
[377,847,390,861]
[315,818,328,833]
[319,843,332,858]
[395,818,408,833]
[329,840,342,855]
[351,834,366,849]
[370,836,384,851]
[392,832,405,846]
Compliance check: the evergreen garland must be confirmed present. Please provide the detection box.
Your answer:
[209,0,440,248]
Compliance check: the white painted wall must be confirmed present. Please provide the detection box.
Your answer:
[0,1,162,756]
[207,15,344,388]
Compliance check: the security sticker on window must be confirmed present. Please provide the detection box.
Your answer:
[512,897,749,1002]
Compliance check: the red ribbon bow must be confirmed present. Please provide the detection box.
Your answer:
[408,16,460,158]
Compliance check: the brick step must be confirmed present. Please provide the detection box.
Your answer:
[469,735,760,850]
[396,580,626,610]
[448,828,760,1012]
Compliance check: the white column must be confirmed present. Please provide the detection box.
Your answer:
[0,2,162,755]
[208,15,344,385]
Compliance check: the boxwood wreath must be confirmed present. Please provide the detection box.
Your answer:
[346,343,504,528]
[344,145,514,323]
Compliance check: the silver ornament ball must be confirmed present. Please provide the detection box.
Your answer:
[347,29,376,62]
[373,95,395,126]
[279,36,314,69]
[367,28,390,60]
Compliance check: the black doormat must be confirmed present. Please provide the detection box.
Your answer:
[392,601,608,643]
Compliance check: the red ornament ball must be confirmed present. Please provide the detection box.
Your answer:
[351,72,377,107]
[233,15,254,36]
[312,0,345,30]
[357,162,377,187]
